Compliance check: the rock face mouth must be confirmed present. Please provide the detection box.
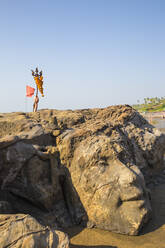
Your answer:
[0,105,165,239]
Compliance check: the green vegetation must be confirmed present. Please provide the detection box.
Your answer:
[133,97,165,112]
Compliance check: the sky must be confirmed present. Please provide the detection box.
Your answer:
[0,0,165,112]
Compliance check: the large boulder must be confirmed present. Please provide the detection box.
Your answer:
[0,214,69,248]
[0,105,165,237]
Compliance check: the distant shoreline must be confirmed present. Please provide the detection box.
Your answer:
[140,111,165,118]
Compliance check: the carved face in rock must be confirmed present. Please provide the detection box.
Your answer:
[67,135,152,235]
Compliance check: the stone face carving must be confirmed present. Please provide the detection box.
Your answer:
[0,105,164,240]
[57,130,152,235]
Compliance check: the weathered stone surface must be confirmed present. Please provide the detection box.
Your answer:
[57,131,152,235]
[0,105,165,238]
[0,214,69,248]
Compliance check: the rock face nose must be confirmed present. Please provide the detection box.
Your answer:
[0,105,165,239]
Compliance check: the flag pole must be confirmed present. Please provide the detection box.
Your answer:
[25,85,27,113]
[25,96,27,113]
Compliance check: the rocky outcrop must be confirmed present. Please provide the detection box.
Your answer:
[0,214,69,248]
[0,105,165,240]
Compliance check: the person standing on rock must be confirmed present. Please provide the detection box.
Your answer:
[33,93,39,112]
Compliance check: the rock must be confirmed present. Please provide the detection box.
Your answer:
[155,177,165,184]
[58,135,152,235]
[0,135,20,149]
[0,105,165,237]
[0,201,13,213]
[53,129,61,137]
[0,214,69,248]
[146,183,154,189]
[0,141,36,190]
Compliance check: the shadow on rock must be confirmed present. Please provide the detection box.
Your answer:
[140,184,165,235]
[0,144,88,230]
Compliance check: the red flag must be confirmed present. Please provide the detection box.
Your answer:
[26,85,35,97]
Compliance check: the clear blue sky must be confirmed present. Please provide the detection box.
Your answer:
[0,0,165,112]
